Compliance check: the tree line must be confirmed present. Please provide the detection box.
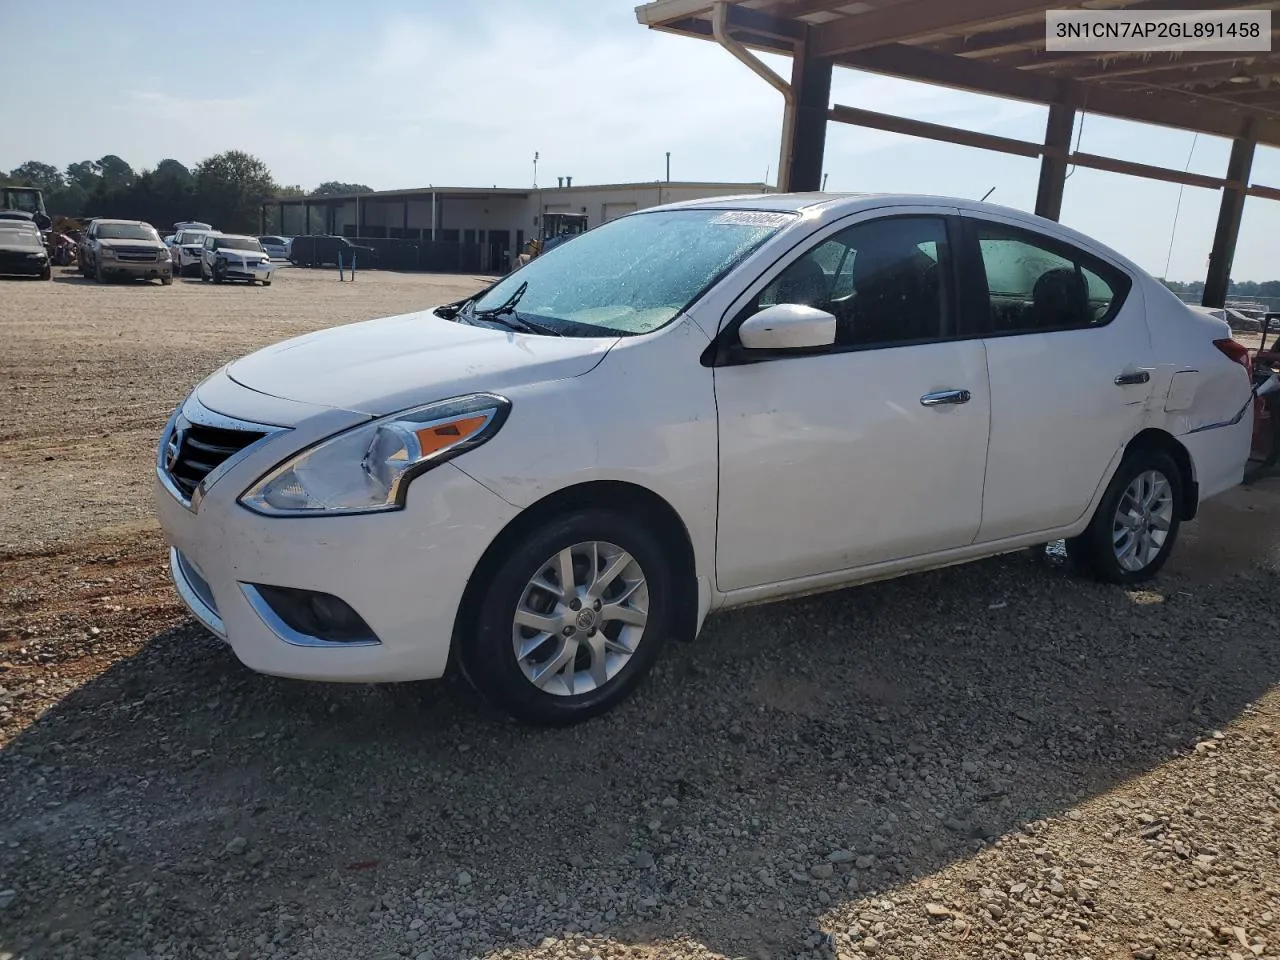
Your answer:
[1161,278,1280,303]
[1,151,372,234]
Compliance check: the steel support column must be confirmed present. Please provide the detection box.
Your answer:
[786,44,833,192]
[1203,132,1256,308]
[278,202,284,235]
[1034,102,1074,221]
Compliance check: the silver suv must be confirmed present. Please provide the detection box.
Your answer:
[83,220,172,285]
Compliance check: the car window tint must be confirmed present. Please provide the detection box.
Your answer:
[753,216,949,347]
[974,225,1127,333]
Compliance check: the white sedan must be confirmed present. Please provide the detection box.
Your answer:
[200,234,275,285]
[156,193,1256,724]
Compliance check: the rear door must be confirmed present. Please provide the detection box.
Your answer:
[961,212,1155,542]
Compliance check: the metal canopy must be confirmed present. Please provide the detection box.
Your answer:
[636,0,1280,305]
[636,0,1280,144]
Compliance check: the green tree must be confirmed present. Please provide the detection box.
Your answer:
[153,158,194,188]
[310,181,373,197]
[65,160,102,190]
[8,161,64,192]
[97,154,136,190]
[194,150,277,232]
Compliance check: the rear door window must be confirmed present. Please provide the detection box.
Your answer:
[970,222,1131,334]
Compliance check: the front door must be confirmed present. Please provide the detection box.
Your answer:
[961,213,1155,542]
[713,211,992,592]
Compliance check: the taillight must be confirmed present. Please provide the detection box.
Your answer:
[1214,338,1252,379]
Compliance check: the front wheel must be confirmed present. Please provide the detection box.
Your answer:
[94,262,105,284]
[1067,448,1183,585]
[460,509,675,725]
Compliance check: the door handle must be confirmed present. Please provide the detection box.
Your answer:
[920,389,972,406]
[1114,370,1151,386]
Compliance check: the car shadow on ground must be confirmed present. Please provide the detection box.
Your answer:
[1,513,1278,958]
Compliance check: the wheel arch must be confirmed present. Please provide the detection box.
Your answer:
[452,480,700,665]
[1124,428,1199,520]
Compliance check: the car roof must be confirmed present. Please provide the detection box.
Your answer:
[215,234,258,241]
[654,192,1147,277]
[94,219,152,226]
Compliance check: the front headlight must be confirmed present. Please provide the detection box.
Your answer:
[239,393,510,516]
[100,247,117,259]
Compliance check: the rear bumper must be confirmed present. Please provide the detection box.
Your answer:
[1182,414,1252,504]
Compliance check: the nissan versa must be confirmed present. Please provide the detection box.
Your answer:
[156,193,1255,724]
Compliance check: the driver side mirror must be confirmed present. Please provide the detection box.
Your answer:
[738,303,836,351]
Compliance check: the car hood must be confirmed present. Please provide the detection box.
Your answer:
[226,309,619,416]
[218,248,269,259]
[0,242,45,255]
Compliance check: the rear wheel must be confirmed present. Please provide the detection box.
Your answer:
[1066,448,1183,585]
[460,509,674,725]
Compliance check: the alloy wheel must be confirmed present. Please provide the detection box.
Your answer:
[511,540,648,697]
[1112,469,1174,572]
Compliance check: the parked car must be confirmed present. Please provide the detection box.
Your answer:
[200,234,274,285]
[171,228,217,277]
[258,236,292,260]
[155,193,1255,725]
[80,219,172,284]
[0,219,52,279]
[287,234,376,268]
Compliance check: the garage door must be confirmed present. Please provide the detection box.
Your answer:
[603,202,638,222]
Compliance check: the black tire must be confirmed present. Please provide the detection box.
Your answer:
[262,279,271,286]
[1066,447,1183,585]
[40,266,51,281]
[460,508,675,725]
[212,260,224,284]
[200,263,209,282]
[160,275,172,286]
[94,262,106,284]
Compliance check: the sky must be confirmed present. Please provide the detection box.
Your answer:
[2,0,1277,281]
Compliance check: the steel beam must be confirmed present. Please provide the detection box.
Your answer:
[1034,102,1074,220]
[788,43,833,191]
[1203,132,1256,308]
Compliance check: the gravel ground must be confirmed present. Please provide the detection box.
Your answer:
[1,267,1279,960]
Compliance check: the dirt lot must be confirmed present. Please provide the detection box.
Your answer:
[1,267,1279,960]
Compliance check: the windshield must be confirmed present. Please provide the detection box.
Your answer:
[99,223,159,241]
[469,209,794,336]
[0,225,42,248]
[178,231,209,245]
[259,236,284,245]
[216,237,264,252]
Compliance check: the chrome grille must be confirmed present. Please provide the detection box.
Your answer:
[115,245,161,262]
[166,421,265,499]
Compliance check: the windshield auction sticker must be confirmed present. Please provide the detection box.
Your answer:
[1046,9,1270,52]
[709,211,796,228]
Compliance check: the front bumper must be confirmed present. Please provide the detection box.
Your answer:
[0,259,46,277]
[154,385,519,683]
[217,260,276,282]
[102,259,170,278]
